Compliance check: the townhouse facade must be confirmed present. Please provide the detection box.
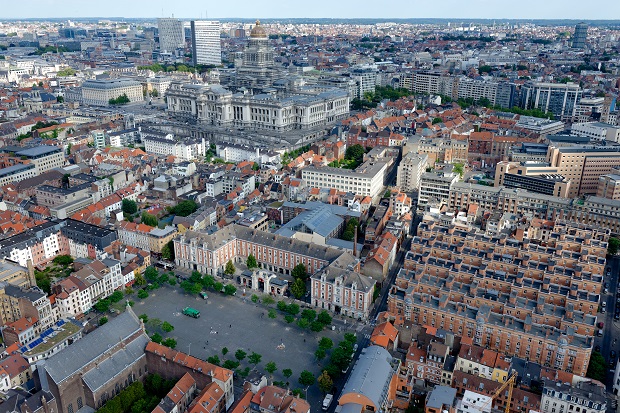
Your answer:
[52,259,123,318]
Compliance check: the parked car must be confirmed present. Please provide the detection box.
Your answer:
[595,345,601,352]
[597,321,604,328]
[611,350,616,359]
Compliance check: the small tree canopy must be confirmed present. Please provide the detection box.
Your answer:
[224,260,236,276]
[317,370,333,394]
[246,254,258,269]
[298,370,315,386]
[608,237,620,255]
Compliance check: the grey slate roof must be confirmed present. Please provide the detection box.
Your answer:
[178,224,345,263]
[340,346,394,409]
[82,334,149,391]
[44,309,144,385]
[426,386,457,409]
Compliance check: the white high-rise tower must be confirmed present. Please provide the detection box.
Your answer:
[190,20,222,66]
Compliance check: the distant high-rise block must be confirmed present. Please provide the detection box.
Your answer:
[191,20,222,66]
[572,22,588,49]
[157,18,185,53]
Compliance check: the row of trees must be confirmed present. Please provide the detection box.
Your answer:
[330,144,366,169]
[139,313,177,349]
[109,94,130,105]
[179,270,237,296]
[275,301,333,331]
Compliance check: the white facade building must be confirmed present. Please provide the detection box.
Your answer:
[81,78,144,107]
[456,391,492,413]
[143,134,207,161]
[53,259,123,318]
[418,172,459,210]
[0,164,37,186]
[302,161,388,199]
[191,20,222,66]
[397,153,429,192]
[216,143,281,165]
[571,122,620,143]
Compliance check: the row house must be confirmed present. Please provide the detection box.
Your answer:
[406,342,456,387]
[0,284,57,332]
[456,344,511,383]
[52,258,122,318]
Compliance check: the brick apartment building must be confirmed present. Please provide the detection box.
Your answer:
[388,218,608,376]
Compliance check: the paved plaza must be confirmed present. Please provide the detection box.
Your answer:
[132,285,359,411]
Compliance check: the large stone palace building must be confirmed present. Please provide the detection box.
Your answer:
[388,218,609,376]
[165,20,349,132]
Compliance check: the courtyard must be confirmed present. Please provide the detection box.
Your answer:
[132,284,360,411]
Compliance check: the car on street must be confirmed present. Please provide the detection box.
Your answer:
[597,321,604,328]
[611,350,617,359]
[602,307,606,313]
[605,288,609,294]
[616,313,620,320]
[605,282,609,289]
[602,301,607,308]
[595,345,601,352]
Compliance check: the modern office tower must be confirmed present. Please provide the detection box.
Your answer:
[572,22,588,49]
[190,20,222,66]
[157,18,185,53]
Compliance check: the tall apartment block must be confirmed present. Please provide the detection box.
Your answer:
[388,218,609,376]
[572,22,588,49]
[396,153,428,192]
[191,20,222,66]
[520,81,582,121]
[157,18,185,53]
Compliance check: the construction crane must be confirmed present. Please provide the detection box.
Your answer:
[477,370,518,413]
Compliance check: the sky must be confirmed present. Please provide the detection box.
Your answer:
[3,0,620,20]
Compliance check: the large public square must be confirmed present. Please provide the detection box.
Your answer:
[131,284,365,411]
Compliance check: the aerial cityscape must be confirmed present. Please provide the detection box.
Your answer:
[0,3,619,413]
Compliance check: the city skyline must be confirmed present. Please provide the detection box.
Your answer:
[4,0,620,20]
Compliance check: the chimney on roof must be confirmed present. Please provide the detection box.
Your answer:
[26,259,35,288]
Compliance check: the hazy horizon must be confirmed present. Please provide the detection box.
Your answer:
[4,0,620,20]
